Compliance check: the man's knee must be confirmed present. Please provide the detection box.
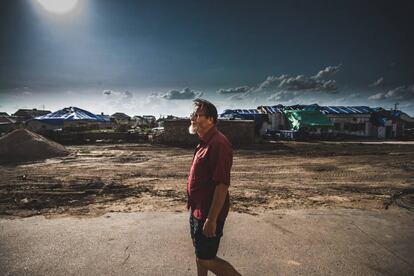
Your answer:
[196,257,216,269]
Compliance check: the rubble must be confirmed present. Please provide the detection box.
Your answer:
[0,128,69,164]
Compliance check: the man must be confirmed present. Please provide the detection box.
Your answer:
[187,99,241,276]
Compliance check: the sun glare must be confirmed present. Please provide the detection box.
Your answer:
[37,0,79,14]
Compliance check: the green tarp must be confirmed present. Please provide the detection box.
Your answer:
[283,110,333,131]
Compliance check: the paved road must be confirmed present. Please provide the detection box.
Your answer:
[320,141,414,145]
[1,208,413,275]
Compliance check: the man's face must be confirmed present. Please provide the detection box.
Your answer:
[188,105,213,135]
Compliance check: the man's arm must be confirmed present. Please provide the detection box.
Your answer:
[203,183,228,237]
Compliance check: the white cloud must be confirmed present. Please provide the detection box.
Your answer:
[22,91,33,96]
[368,84,414,101]
[368,92,385,100]
[101,89,135,114]
[312,64,341,79]
[217,86,249,94]
[267,90,300,102]
[227,65,341,101]
[369,77,384,87]
[256,75,287,91]
[277,75,338,92]
[227,94,246,101]
[157,88,203,100]
[103,90,133,105]
[384,85,414,100]
[102,90,133,101]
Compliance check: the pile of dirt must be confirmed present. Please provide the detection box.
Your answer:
[0,129,69,164]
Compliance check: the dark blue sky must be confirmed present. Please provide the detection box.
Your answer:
[1,0,413,116]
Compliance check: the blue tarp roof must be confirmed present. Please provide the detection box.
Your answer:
[221,104,404,122]
[280,104,374,115]
[258,105,284,114]
[319,106,375,115]
[219,109,265,122]
[35,107,110,122]
[222,109,261,114]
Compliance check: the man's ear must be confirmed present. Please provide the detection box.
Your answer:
[207,116,215,125]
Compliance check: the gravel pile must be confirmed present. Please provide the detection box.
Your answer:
[0,129,69,163]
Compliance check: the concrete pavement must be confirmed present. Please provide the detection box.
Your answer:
[1,208,413,275]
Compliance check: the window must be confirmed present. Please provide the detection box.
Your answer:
[344,123,365,131]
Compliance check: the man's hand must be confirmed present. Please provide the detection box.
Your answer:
[202,219,217,238]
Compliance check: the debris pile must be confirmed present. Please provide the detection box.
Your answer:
[0,128,69,163]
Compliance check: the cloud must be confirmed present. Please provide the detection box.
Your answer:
[102,90,134,110]
[217,86,249,94]
[158,88,203,100]
[368,92,385,100]
[102,90,133,100]
[227,94,246,101]
[384,85,414,101]
[256,75,288,91]
[312,64,341,79]
[267,90,300,102]
[388,62,397,68]
[369,77,384,87]
[277,75,338,92]
[253,65,340,94]
[144,91,197,117]
[368,84,414,101]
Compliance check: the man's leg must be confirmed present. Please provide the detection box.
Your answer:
[191,215,209,276]
[191,216,241,275]
[197,256,241,276]
[196,258,208,276]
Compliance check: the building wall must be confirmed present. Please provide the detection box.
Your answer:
[0,123,18,136]
[268,113,286,131]
[27,119,112,132]
[327,114,372,137]
[26,120,61,132]
[373,120,402,139]
[157,119,255,146]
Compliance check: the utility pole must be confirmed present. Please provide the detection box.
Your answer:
[394,103,399,111]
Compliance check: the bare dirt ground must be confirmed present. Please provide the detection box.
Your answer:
[0,142,413,218]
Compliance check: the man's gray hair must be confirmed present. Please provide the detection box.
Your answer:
[193,98,218,124]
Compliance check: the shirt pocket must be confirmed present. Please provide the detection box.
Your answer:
[194,155,209,179]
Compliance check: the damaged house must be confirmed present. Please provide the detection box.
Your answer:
[319,106,375,137]
[27,106,111,132]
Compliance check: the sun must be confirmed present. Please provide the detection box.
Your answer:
[37,0,79,14]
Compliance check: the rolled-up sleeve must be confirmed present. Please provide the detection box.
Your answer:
[210,142,233,186]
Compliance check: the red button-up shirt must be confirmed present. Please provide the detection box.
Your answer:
[187,126,233,222]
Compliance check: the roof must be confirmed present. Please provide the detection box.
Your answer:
[35,107,110,122]
[219,109,265,123]
[111,112,131,119]
[319,106,375,115]
[284,104,321,111]
[223,109,261,114]
[13,109,51,118]
[398,113,414,123]
[0,115,17,124]
[257,105,284,114]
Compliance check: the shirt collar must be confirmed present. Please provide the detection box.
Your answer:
[199,126,217,144]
